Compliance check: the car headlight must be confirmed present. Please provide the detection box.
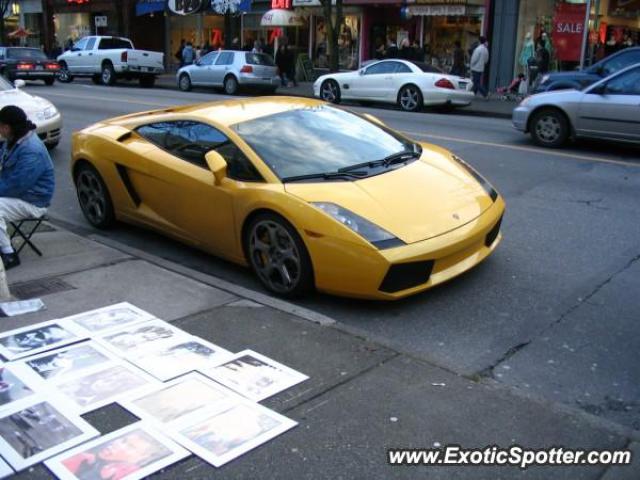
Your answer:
[312,202,404,249]
[451,155,498,201]
[519,96,532,106]
[43,106,57,119]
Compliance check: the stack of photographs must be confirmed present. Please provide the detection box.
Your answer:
[0,397,99,471]
[201,350,309,402]
[45,422,189,480]
[0,320,86,361]
[59,302,157,336]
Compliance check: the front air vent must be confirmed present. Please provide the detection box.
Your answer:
[379,260,435,293]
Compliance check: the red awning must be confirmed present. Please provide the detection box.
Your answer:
[8,28,33,38]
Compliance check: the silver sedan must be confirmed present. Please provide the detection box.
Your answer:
[177,50,279,95]
[513,63,640,147]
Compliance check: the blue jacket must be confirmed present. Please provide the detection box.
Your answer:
[0,132,55,208]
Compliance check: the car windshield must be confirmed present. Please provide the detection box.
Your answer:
[7,48,47,60]
[232,106,414,180]
[245,53,275,66]
[0,76,15,91]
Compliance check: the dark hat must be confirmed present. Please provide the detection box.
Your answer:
[0,105,29,127]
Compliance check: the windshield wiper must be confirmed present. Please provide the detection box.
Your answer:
[338,145,422,173]
[282,170,368,183]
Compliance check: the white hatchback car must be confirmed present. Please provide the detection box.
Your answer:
[0,77,62,149]
[314,59,474,112]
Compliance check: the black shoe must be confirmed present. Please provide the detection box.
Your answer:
[1,252,20,270]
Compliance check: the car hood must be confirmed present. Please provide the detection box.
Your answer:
[0,89,52,117]
[527,89,585,105]
[285,151,494,244]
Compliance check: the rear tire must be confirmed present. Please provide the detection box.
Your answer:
[223,75,239,95]
[57,62,73,83]
[74,163,115,229]
[530,108,569,148]
[398,84,423,112]
[101,62,116,86]
[139,76,155,88]
[44,78,55,86]
[244,212,314,298]
[319,79,340,104]
[178,73,192,92]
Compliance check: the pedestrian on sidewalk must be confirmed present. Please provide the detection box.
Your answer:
[450,40,465,77]
[182,42,195,66]
[0,106,54,270]
[470,36,489,99]
[175,39,186,68]
[285,45,298,87]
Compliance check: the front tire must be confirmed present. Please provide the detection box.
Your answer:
[75,163,115,229]
[57,62,73,83]
[398,84,423,112]
[178,73,192,92]
[320,79,340,104]
[245,213,314,298]
[223,75,239,95]
[101,62,116,86]
[530,108,569,148]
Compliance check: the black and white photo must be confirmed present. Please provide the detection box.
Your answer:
[0,363,35,407]
[0,456,13,479]
[0,321,84,361]
[22,342,116,381]
[202,350,309,401]
[96,320,190,356]
[0,397,98,471]
[60,303,156,335]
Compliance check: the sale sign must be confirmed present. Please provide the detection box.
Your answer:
[552,2,587,62]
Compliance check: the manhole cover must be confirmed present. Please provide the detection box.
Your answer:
[10,277,75,300]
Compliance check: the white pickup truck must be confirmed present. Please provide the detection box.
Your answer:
[57,36,164,87]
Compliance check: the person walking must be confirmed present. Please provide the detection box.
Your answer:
[276,44,288,87]
[182,42,195,66]
[470,36,489,99]
[450,40,465,76]
[285,45,298,87]
[175,39,186,67]
[252,39,263,54]
[0,106,55,270]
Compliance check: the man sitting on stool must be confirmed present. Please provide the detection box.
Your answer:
[0,106,55,270]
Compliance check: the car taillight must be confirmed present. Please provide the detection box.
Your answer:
[240,65,253,73]
[46,63,59,70]
[435,78,455,89]
[121,51,128,62]
[17,63,34,70]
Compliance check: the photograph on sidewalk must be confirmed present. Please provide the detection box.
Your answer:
[173,401,297,467]
[120,373,242,425]
[0,363,36,407]
[45,422,189,480]
[0,320,85,361]
[0,397,98,471]
[129,338,232,381]
[60,302,157,335]
[21,342,116,381]
[0,456,12,479]
[96,320,190,356]
[52,362,157,414]
[202,350,309,401]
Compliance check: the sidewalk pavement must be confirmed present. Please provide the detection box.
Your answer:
[5,221,639,479]
[154,74,516,119]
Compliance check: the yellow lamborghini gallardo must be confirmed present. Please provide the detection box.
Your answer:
[72,97,505,300]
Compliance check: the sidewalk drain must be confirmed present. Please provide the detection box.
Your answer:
[10,277,76,300]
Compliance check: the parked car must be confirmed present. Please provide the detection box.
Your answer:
[533,46,640,93]
[0,77,61,149]
[513,63,640,148]
[57,36,164,87]
[177,51,279,95]
[0,47,60,85]
[313,59,474,112]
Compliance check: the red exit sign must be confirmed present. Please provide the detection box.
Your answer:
[67,0,90,4]
[272,0,292,9]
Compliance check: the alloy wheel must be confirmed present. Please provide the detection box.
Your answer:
[321,81,338,102]
[535,115,561,143]
[400,86,420,111]
[58,65,70,82]
[249,220,302,294]
[77,169,108,226]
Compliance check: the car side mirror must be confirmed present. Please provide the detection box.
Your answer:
[205,151,227,185]
[13,79,25,89]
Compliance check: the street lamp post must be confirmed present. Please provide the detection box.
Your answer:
[579,0,592,70]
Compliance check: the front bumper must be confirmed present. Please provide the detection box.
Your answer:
[34,114,63,145]
[309,197,506,300]
[512,105,531,132]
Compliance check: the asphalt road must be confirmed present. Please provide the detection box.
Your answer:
[24,79,640,435]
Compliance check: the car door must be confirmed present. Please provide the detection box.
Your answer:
[190,51,218,85]
[134,120,238,255]
[576,66,640,142]
[65,37,88,73]
[78,37,97,73]
[211,51,235,86]
[351,61,397,99]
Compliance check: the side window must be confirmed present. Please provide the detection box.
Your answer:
[601,51,640,76]
[85,38,97,51]
[73,38,88,51]
[199,52,218,66]
[365,62,394,75]
[0,48,5,59]
[216,52,234,66]
[604,68,640,95]
[392,62,412,73]
[215,142,263,182]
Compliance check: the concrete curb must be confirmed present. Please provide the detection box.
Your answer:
[87,233,336,327]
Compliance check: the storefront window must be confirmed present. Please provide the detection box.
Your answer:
[54,13,92,45]
[421,15,482,71]
[314,14,360,70]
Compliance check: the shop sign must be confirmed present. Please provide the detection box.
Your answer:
[94,16,107,27]
[552,2,586,62]
[211,0,247,14]
[408,5,465,16]
[166,0,204,15]
[292,0,335,6]
[272,0,292,8]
